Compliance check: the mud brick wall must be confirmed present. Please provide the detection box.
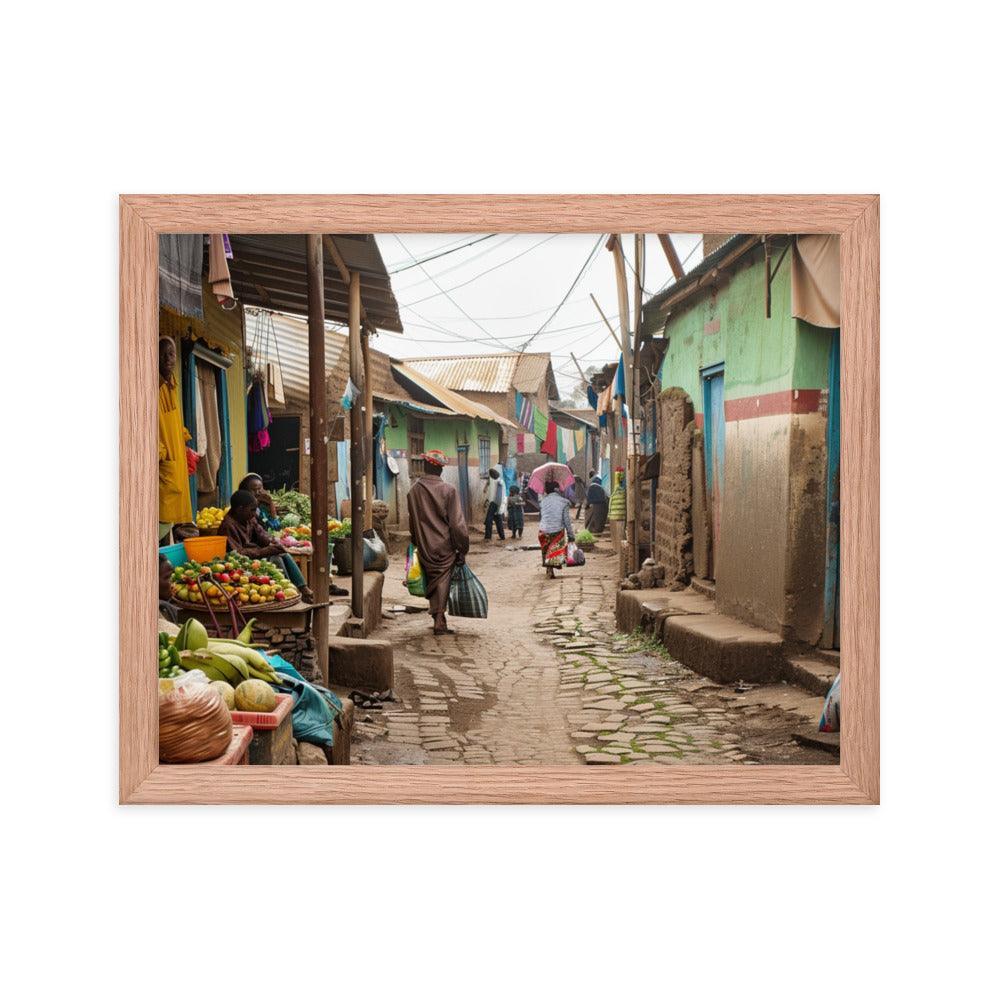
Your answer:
[654,389,694,587]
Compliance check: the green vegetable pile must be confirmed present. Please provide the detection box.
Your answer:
[330,518,352,539]
[159,632,182,679]
[271,487,312,522]
[575,529,595,544]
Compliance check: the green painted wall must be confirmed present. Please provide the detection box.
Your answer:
[657,245,832,406]
[383,405,499,469]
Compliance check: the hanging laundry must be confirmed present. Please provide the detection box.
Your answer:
[159,235,204,318]
[614,354,626,398]
[518,392,534,430]
[207,234,235,308]
[341,377,360,411]
[533,407,549,444]
[574,428,586,452]
[541,419,558,458]
[247,376,271,453]
[560,427,576,461]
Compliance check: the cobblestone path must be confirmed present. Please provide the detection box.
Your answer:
[354,540,830,766]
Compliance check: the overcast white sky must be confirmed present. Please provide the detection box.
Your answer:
[371,233,703,399]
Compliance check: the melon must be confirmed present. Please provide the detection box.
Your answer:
[209,680,236,710]
[234,678,277,713]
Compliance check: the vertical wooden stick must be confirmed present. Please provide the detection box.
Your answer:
[306,235,330,685]
[348,272,365,621]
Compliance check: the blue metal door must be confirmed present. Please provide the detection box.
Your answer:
[701,363,725,578]
[821,333,841,649]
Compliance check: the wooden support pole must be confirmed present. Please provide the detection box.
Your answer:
[348,271,365,621]
[305,235,330,685]
[608,234,639,574]
[362,329,374,532]
[589,293,623,352]
[632,233,645,568]
[657,233,685,281]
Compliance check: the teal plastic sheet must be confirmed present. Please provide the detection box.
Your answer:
[265,653,343,748]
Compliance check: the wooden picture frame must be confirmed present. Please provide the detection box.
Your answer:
[121,195,879,804]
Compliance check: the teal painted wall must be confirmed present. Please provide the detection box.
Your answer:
[657,245,832,406]
[652,243,837,642]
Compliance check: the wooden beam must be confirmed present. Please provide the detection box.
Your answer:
[630,233,644,573]
[657,234,685,281]
[348,271,365,621]
[608,234,639,575]
[305,235,330,685]
[362,330,374,532]
[589,293,623,352]
[323,234,372,329]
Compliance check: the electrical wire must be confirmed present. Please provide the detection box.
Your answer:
[387,233,498,273]
[400,234,560,307]
[393,234,514,352]
[518,235,604,352]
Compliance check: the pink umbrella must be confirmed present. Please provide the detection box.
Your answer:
[528,461,575,495]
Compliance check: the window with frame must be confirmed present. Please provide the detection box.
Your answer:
[478,436,491,477]
[408,418,425,477]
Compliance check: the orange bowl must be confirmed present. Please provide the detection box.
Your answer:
[182,535,228,563]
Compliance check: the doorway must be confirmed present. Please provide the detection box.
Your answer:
[456,444,470,520]
[821,333,841,649]
[701,363,725,579]
[249,415,301,492]
[181,341,233,516]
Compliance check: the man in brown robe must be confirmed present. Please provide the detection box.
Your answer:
[406,450,469,635]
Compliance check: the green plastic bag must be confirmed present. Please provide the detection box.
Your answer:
[405,543,426,597]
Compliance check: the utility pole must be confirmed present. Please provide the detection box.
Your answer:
[348,271,365,621]
[362,327,375,533]
[608,234,639,575]
[632,233,645,569]
[305,235,330,685]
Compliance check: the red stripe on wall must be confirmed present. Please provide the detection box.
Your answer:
[724,388,823,422]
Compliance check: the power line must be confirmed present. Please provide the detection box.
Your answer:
[393,234,522,293]
[387,233,498,273]
[400,234,559,307]
[518,235,604,352]
[392,235,513,352]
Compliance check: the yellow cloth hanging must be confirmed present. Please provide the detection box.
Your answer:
[158,378,193,523]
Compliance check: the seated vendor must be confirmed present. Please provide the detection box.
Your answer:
[220,490,347,600]
[239,473,281,531]
[159,554,179,624]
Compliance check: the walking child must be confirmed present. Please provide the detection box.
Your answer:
[506,484,525,539]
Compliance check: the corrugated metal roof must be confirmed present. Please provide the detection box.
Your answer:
[246,309,509,430]
[391,363,517,428]
[551,405,597,428]
[400,352,557,398]
[247,308,422,413]
[228,234,402,333]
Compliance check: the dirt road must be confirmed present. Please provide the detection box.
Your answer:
[354,537,834,766]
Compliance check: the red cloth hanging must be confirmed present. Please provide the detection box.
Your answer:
[541,419,558,458]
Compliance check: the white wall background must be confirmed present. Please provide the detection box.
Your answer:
[2,2,995,997]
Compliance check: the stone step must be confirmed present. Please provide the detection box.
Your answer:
[329,636,394,692]
[783,655,839,697]
[662,613,784,685]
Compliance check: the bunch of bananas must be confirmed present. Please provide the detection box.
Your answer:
[172,616,281,686]
[196,506,227,530]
